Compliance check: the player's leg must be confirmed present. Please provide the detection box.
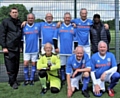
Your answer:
[92,79,105,97]
[82,72,90,97]
[107,72,120,97]
[60,55,66,84]
[49,75,61,94]
[83,46,91,58]
[67,75,81,97]
[38,69,48,94]
[23,53,30,85]
[29,54,37,85]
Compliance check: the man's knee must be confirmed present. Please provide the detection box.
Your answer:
[112,72,120,80]
[83,72,89,77]
[38,69,47,78]
[51,87,60,93]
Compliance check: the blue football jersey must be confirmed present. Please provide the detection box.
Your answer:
[40,22,56,45]
[22,23,41,53]
[66,53,90,77]
[71,18,93,46]
[53,23,77,55]
[91,52,117,79]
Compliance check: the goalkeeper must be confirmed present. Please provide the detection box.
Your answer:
[37,43,61,94]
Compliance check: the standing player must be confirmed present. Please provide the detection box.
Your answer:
[90,41,120,97]
[66,46,91,98]
[22,13,41,85]
[53,12,77,84]
[71,8,92,58]
[40,13,56,54]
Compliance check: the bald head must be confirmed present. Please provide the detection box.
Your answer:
[44,43,53,56]
[75,46,84,61]
[75,46,84,53]
[27,13,35,25]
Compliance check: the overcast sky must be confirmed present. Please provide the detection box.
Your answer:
[0,0,120,21]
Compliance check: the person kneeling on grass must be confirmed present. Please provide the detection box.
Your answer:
[66,46,91,98]
[37,43,61,94]
[90,41,120,97]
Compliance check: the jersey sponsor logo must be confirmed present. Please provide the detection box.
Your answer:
[95,63,111,68]
[77,25,90,28]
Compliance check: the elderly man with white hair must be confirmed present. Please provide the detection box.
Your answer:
[90,41,120,97]
[66,46,91,98]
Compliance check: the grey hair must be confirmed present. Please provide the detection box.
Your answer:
[80,8,87,13]
[98,41,107,49]
[64,12,71,18]
[27,13,35,19]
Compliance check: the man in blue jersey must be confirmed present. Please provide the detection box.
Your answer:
[66,46,91,98]
[53,12,77,84]
[71,8,93,58]
[40,13,56,54]
[90,41,120,97]
[22,13,41,85]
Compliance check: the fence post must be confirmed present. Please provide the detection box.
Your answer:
[115,0,120,63]
[74,0,77,18]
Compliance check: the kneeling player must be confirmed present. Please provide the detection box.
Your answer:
[91,41,120,97]
[37,43,61,94]
[66,46,91,98]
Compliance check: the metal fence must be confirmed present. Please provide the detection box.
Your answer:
[0,0,119,82]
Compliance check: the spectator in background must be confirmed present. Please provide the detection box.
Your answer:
[90,14,111,53]
[90,41,120,97]
[22,13,41,85]
[0,7,22,89]
[66,46,91,98]
[37,43,61,94]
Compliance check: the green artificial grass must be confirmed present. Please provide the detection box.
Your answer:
[0,81,120,98]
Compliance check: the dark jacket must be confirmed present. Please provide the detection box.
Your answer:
[0,16,22,51]
[90,22,111,53]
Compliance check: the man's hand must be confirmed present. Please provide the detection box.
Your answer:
[55,48,59,53]
[100,72,107,81]
[56,21,62,28]
[72,23,76,28]
[67,87,73,98]
[72,69,80,78]
[94,84,101,95]
[3,48,8,53]
[104,23,109,30]
[21,21,27,28]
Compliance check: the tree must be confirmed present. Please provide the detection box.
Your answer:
[0,4,29,23]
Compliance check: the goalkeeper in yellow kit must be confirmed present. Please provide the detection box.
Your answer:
[37,43,61,94]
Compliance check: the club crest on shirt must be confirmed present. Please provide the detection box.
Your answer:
[62,26,64,29]
[87,22,90,25]
[107,58,111,62]
[79,23,81,25]
[52,24,55,26]
[71,27,73,30]
[82,60,85,64]
[35,27,38,30]
[74,63,76,66]
[26,28,28,30]
[97,60,100,63]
